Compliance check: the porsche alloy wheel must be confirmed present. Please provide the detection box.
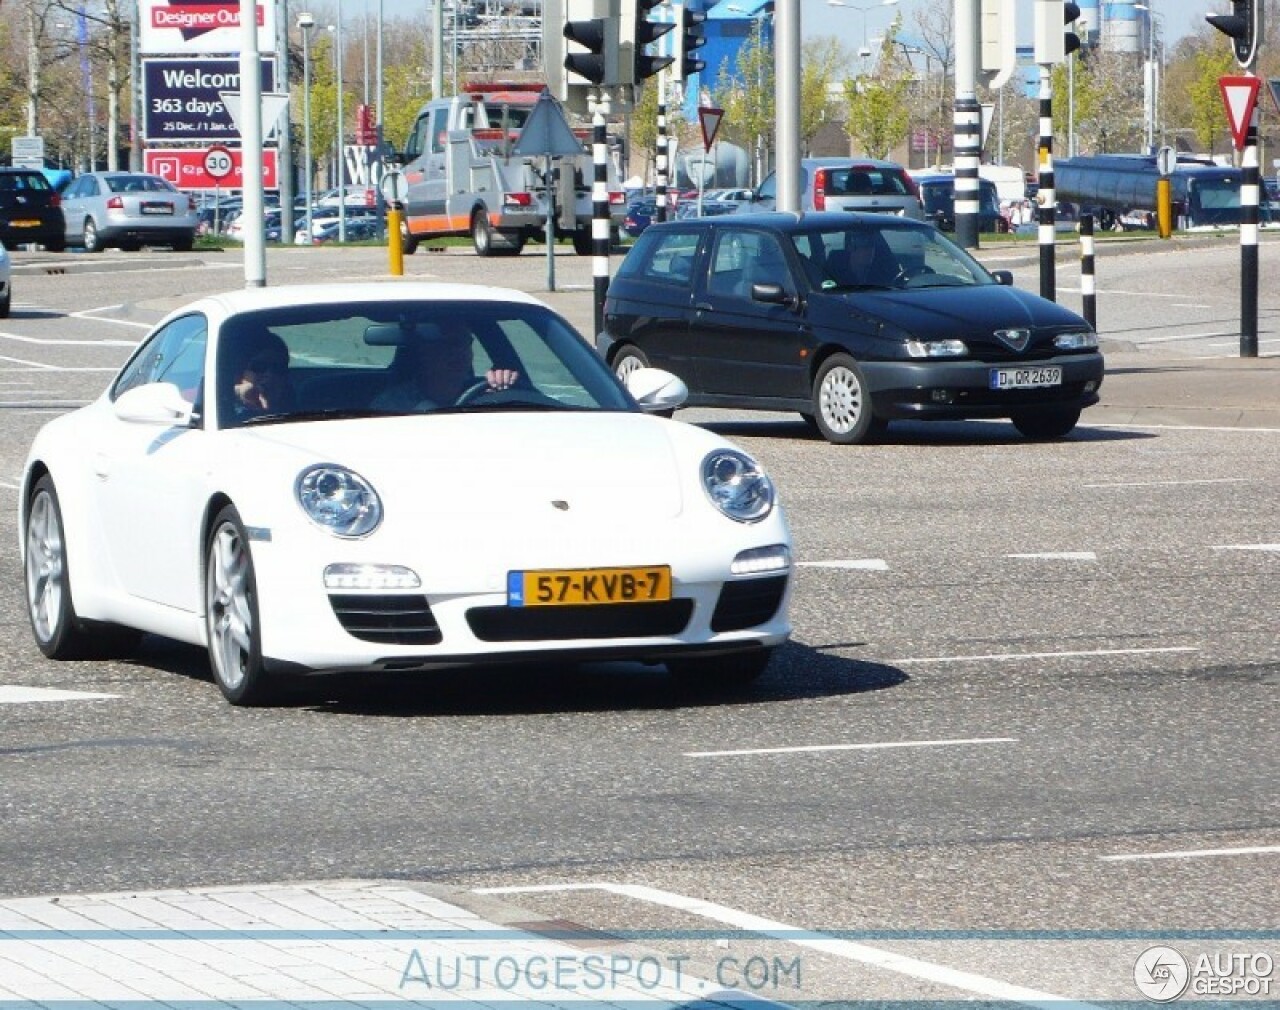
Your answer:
[205,506,272,705]
[24,477,87,658]
[813,353,877,445]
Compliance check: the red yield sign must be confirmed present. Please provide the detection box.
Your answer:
[1219,75,1261,151]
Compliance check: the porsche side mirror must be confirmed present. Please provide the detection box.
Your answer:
[624,366,688,413]
[112,382,195,427]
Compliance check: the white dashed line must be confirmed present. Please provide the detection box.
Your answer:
[684,737,1018,758]
[475,882,1103,1010]
[797,559,889,571]
[0,331,139,347]
[1082,478,1248,488]
[893,646,1199,665]
[1100,845,1280,862]
[0,686,120,704]
[1005,551,1097,561]
[1211,543,1280,553]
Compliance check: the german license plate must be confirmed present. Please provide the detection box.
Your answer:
[990,366,1062,390]
[10,219,39,228]
[141,202,173,215]
[508,566,672,607]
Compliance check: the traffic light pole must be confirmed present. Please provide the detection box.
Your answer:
[1240,96,1259,357]
[591,89,612,340]
[656,71,670,223]
[1206,0,1262,357]
[953,0,980,250]
[1037,65,1056,302]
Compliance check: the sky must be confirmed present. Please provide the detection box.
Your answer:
[364,0,1218,52]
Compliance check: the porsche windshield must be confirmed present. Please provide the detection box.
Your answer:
[216,300,633,429]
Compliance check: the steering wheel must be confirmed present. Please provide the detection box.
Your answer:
[453,378,493,406]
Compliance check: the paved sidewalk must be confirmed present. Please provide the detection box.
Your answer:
[0,880,778,1008]
[1091,352,1280,430]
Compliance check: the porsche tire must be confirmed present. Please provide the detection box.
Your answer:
[205,505,274,706]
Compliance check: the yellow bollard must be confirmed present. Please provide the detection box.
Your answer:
[1156,177,1172,239]
[387,206,405,276]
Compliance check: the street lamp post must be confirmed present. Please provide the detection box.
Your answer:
[827,0,900,66]
[727,4,775,185]
[1134,3,1162,153]
[299,12,315,245]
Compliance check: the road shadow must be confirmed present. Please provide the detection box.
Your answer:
[124,636,907,717]
[697,415,1153,445]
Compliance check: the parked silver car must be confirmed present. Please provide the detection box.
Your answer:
[60,172,198,252]
[744,158,926,220]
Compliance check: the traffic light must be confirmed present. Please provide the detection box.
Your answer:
[673,5,707,81]
[1206,0,1260,68]
[623,0,674,84]
[563,12,615,85]
[1033,0,1081,64]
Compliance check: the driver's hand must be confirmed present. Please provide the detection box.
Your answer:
[486,368,519,391]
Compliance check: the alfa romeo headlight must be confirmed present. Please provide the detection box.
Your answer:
[1054,330,1098,350]
[702,450,774,523]
[296,464,383,538]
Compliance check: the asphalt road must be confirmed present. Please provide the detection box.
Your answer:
[1,238,1276,1004]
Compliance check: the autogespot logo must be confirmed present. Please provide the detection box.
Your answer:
[1135,946,1191,1002]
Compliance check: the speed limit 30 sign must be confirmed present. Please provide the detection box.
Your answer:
[203,145,234,182]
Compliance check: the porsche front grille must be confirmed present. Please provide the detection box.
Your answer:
[328,594,443,645]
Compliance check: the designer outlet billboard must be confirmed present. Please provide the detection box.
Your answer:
[138,0,277,55]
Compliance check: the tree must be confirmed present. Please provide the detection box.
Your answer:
[799,36,851,155]
[841,27,911,159]
[710,19,774,184]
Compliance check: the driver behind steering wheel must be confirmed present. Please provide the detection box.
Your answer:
[372,323,519,412]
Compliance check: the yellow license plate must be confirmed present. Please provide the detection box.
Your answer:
[508,566,671,607]
[10,220,39,228]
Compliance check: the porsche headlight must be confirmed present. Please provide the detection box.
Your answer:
[296,465,382,538]
[702,450,774,523]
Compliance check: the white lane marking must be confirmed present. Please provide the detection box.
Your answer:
[685,737,1018,758]
[474,882,1102,1010]
[1082,478,1248,488]
[0,331,139,347]
[1211,543,1280,552]
[1208,338,1280,349]
[1119,330,1236,343]
[0,354,117,372]
[1090,422,1280,433]
[894,646,1199,665]
[69,306,154,330]
[1005,551,1097,561]
[798,559,889,571]
[0,686,120,704]
[1101,845,1280,863]
[0,479,20,490]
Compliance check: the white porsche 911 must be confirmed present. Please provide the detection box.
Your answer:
[20,283,793,705]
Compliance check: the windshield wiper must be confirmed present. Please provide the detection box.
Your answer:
[240,408,397,426]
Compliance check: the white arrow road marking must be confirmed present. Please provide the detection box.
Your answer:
[797,559,889,571]
[475,882,1104,1010]
[0,686,119,704]
[685,736,1018,758]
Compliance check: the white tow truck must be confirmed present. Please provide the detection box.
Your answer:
[397,81,625,256]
